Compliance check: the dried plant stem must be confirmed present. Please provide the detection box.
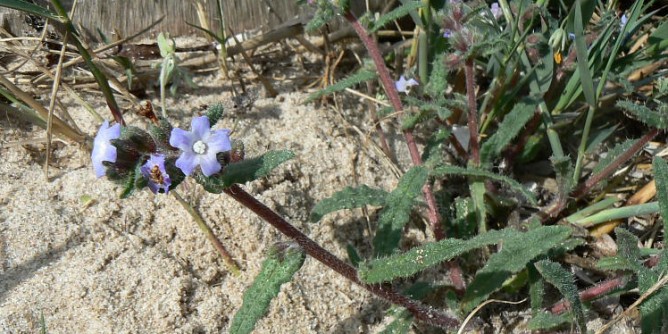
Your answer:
[224,184,460,328]
[45,30,69,178]
[172,191,241,276]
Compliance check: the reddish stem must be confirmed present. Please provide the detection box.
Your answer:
[550,276,629,314]
[224,184,460,328]
[464,59,480,165]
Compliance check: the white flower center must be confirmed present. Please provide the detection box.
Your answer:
[193,140,207,154]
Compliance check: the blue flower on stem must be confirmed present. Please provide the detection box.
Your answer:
[169,116,232,177]
[91,120,121,178]
[141,154,172,194]
[490,2,501,19]
[395,75,419,93]
[620,14,628,29]
[443,29,453,38]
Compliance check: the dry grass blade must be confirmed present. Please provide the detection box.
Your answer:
[45,30,70,177]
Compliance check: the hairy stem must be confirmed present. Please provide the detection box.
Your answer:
[224,184,460,328]
[464,59,480,165]
[342,10,445,240]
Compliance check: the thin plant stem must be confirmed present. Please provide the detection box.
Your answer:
[342,10,445,240]
[464,59,480,165]
[223,184,460,328]
[572,202,659,227]
[550,275,630,314]
[572,104,596,183]
[172,191,241,276]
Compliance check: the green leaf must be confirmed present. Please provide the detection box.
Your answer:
[527,311,570,331]
[373,167,428,256]
[0,0,60,20]
[359,228,514,283]
[378,282,433,334]
[535,260,587,333]
[639,287,668,334]
[310,185,388,222]
[432,165,537,205]
[229,244,305,334]
[654,156,668,237]
[617,100,668,129]
[197,150,295,193]
[305,69,377,102]
[591,139,637,177]
[369,1,423,33]
[480,98,536,163]
[461,226,572,312]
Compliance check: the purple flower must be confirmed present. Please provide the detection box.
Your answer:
[490,2,501,19]
[568,33,576,40]
[395,75,419,93]
[620,14,628,29]
[169,116,231,177]
[141,154,171,194]
[91,120,121,178]
[443,29,453,38]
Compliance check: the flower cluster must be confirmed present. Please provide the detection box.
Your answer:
[92,111,232,195]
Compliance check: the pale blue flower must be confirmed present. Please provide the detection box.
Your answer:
[490,2,501,19]
[443,29,453,38]
[395,75,419,93]
[91,120,121,178]
[620,14,628,29]
[141,154,171,194]
[169,116,231,177]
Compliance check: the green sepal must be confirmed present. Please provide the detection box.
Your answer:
[206,103,225,126]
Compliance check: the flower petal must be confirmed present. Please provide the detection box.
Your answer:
[198,152,222,176]
[170,128,195,151]
[91,120,120,178]
[191,116,211,139]
[207,129,232,153]
[175,151,198,176]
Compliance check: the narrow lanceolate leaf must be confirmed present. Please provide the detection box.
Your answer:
[591,139,637,177]
[480,99,536,163]
[369,1,423,33]
[535,260,587,333]
[373,167,428,256]
[432,165,537,205]
[573,0,596,107]
[617,100,668,129]
[229,245,305,334]
[461,226,572,312]
[359,229,514,283]
[0,0,61,21]
[197,150,295,193]
[310,185,388,223]
[305,69,377,102]
[653,156,668,236]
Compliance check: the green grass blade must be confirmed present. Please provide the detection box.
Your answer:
[572,202,659,226]
[373,167,428,256]
[0,0,60,20]
[229,245,305,334]
[310,185,388,222]
[359,228,514,283]
[535,260,587,333]
[432,165,536,205]
[461,226,572,312]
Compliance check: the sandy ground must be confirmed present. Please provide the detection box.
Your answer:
[0,54,426,333]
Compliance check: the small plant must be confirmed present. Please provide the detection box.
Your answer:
[3,0,668,332]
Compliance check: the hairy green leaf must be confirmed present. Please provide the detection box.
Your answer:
[653,156,668,236]
[480,98,536,163]
[535,260,586,333]
[373,167,428,256]
[359,228,514,283]
[306,69,377,102]
[310,185,388,222]
[432,165,536,205]
[197,150,294,193]
[379,282,433,334]
[369,1,423,33]
[591,139,637,177]
[617,100,668,129]
[461,226,572,312]
[229,244,305,334]
[527,311,570,331]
